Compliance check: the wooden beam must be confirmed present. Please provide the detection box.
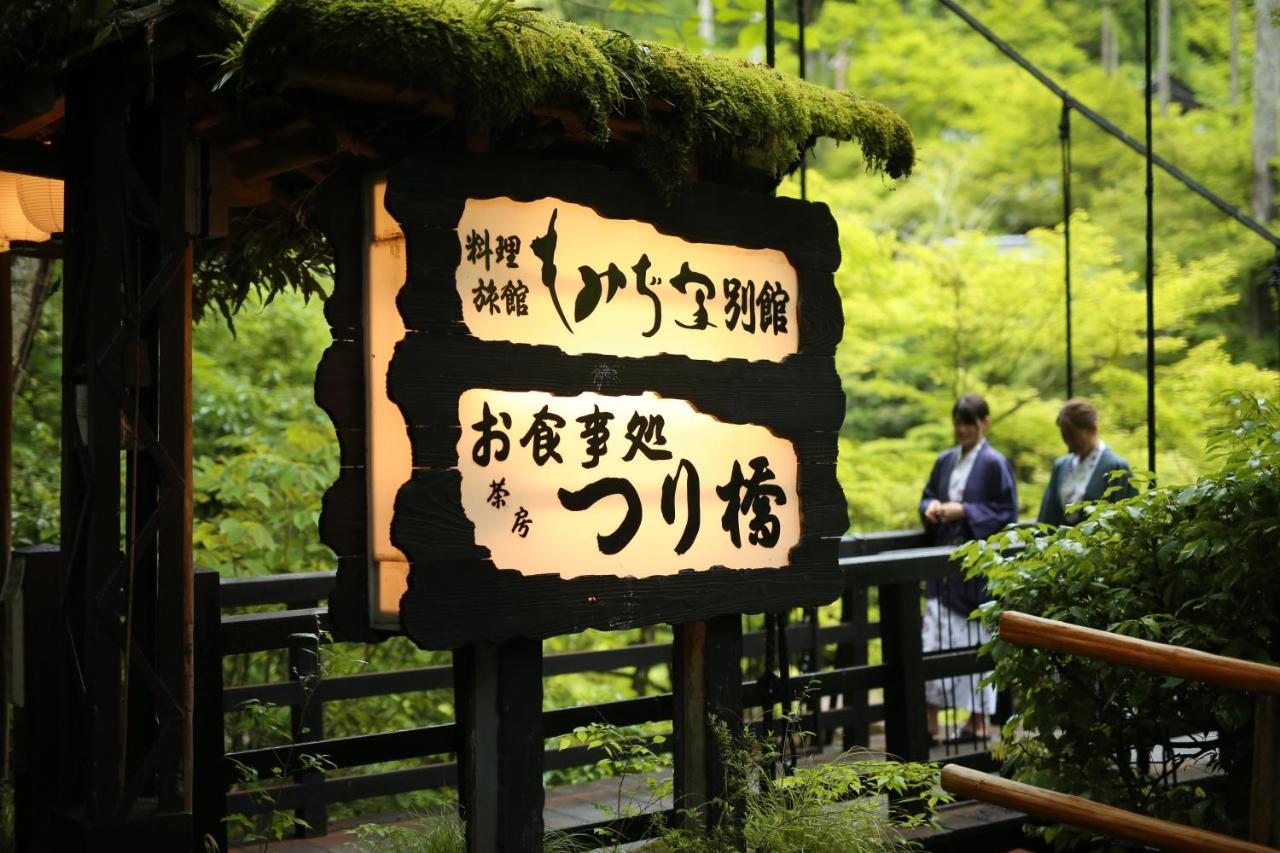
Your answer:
[1,96,64,140]
[282,68,456,118]
[941,765,1273,853]
[999,611,1280,695]
[0,138,63,179]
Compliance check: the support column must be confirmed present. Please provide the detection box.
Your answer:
[455,638,544,852]
[672,614,744,838]
[880,581,929,762]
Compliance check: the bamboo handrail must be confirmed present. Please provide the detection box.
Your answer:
[942,765,1274,852]
[999,611,1280,695]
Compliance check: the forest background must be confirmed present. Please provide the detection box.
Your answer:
[6,0,1280,816]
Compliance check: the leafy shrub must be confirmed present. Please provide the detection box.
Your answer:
[962,393,1280,846]
[557,720,949,852]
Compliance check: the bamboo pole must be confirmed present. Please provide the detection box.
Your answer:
[941,765,1275,853]
[999,611,1280,695]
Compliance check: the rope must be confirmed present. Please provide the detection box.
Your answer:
[1060,101,1074,399]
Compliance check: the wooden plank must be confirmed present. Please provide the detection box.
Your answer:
[227,721,457,778]
[220,608,331,655]
[841,546,958,586]
[389,333,846,437]
[217,572,337,609]
[226,764,458,815]
[1000,611,1280,695]
[941,765,1273,853]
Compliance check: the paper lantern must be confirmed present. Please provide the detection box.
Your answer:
[16,173,64,235]
[0,172,49,251]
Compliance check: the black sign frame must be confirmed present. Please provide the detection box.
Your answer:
[317,150,848,649]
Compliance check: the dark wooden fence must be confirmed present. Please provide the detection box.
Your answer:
[192,531,997,848]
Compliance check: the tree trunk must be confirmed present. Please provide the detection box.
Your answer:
[10,256,56,404]
[1157,0,1171,115]
[1231,0,1241,107]
[1101,1,1113,75]
[698,0,714,49]
[1254,0,1279,222]
[833,41,850,91]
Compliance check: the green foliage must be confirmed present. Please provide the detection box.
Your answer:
[556,719,949,851]
[347,813,467,853]
[829,198,1277,531]
[960,393,1280,846]
[191,289,337,577]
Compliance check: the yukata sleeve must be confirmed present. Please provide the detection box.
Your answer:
[963,455,1018,540]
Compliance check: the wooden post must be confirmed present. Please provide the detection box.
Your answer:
[879,581,929,761]
[672,615,744,839]
[837,585,870,750]
[63,64,127,826]
[454,638,544,852]
[288,597,327,837]
[0,251,10,786]
[12,548,61,852]
[191,570,227,853]
[153,66,195,817]
[1249,693,1280,845]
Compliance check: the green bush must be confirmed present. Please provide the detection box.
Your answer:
[962,393,1280,847]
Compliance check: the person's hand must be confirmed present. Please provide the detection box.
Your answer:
[939,501,966,523]
[924,500,943,524]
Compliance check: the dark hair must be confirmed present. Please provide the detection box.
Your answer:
[1057,398,1099,431]
[951,393,990,425]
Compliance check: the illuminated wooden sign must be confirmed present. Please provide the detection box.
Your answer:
[316,151,847,648]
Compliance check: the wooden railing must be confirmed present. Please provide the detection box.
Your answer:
[188,531,997,848]
[941,611,1280,851]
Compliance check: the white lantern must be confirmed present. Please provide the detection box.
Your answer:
[16,173,64,235]
[0,172,49,251]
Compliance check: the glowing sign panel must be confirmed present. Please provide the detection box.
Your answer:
[456,197,799,361]
[458,389,799,578]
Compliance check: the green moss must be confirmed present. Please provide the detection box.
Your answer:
[236,0,914,190]
[5,0,914,318]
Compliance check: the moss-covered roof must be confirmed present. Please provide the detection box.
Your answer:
[234,0,914,188]
[2,0,914,319]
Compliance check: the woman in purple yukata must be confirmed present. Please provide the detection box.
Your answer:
[918,393,1018,743]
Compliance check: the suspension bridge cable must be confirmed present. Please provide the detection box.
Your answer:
[1145,0,1157,476]
[1060,101,1074,399]
[936,0,1280,252]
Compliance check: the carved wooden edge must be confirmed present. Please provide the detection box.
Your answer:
[385,149,842,275]
[398,538,844,648]
[312,168,395,644]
